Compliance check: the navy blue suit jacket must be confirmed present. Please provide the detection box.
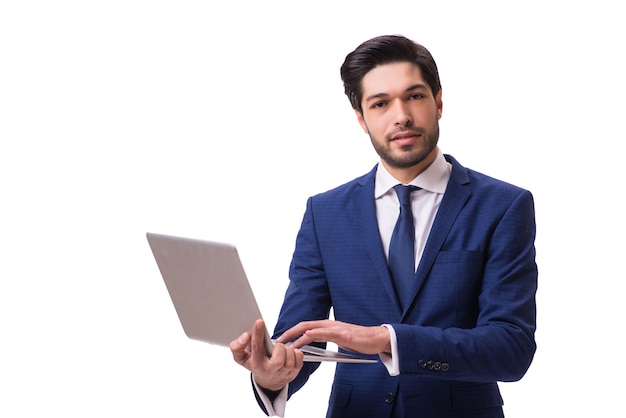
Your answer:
[266,155,537,417]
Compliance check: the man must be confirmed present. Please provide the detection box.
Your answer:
[230,35,537,418]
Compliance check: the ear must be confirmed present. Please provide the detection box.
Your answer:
[355,110,369,134]
[436,89,443,119]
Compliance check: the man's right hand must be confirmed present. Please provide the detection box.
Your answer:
[230,318,304,392]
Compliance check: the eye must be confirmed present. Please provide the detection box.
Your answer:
[371,101,387,109]
[409,93,424,100]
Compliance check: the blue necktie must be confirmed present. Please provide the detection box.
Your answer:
[388,184,420,308]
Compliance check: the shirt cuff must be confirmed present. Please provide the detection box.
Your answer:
[380,324,400,376]
[252,377,288,417]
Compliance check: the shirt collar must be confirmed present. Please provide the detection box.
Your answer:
[374,148,452,199]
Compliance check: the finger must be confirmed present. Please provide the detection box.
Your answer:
[275,322,309,343]
[304,327,337,342]
[276,320,327,344]
[294,348,304,369]
[282,346,297,369]
[274,345,303,375]
[250,319,270,365]
[269,341,286,368]
[290,333,315,349]
[295,325,353,350]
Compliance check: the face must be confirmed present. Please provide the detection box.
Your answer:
[356,62,443,181]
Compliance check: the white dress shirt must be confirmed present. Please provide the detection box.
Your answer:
[376,148,451,375]
[375,148,451,266]
[257,149,452,416]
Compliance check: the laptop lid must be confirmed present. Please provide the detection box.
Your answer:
[147,232,274,354]
[146,232,376,363]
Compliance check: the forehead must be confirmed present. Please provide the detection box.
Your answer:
[361,62,428,97]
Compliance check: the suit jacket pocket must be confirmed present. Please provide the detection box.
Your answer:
[420,251,484,324]
[328,381,353,409]
[433,250,483,266]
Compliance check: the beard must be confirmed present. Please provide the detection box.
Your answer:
[370,121,440,169]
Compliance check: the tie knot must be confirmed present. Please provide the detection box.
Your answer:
[393,184,420,206]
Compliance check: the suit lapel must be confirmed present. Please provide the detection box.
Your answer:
[403,155,471,317]
[353,167,403,314]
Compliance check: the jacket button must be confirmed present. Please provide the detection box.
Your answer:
[441,363,450,371]
[384,392,395,404]
[418,359,426,368]
[433,361,441,371]
[426,360,434,369]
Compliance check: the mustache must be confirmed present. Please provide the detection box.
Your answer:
[387,127,425,140]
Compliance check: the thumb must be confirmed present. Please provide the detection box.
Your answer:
[230,332,251,364]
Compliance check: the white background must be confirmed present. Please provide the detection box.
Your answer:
[1,0,624,416]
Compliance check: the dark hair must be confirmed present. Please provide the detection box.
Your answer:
[340,35,442,113]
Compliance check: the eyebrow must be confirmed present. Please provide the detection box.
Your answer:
[364,83,429,103]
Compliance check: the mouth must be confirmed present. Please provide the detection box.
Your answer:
[390,130,422,146]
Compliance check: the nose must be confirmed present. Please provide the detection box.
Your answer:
[392,100,412,127]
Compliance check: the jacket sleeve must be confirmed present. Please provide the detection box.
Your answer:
[394,189,538,382]
[271,197,330,397]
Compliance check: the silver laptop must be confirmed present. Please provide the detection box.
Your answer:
[146,232,376,363]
